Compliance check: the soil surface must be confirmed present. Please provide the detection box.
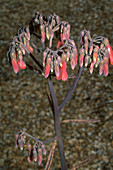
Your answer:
[0,0,113,169]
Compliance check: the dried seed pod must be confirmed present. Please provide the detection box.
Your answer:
[38,148,42,165]
[41,144,46,156]
[79,48,84,67]
[99,59,104,75]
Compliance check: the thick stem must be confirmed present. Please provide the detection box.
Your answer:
[47,77,67,170]
[59,67,83,112]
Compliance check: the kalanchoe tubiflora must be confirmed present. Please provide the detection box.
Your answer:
[79,29,113,76]
[7,12,113,80]
[7,11,113,170]
[15,129,47,165]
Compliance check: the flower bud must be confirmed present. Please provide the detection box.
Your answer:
[99,60,104,75]
[84,35,88,55]
[38,148,42,165]
[41,144,46,156]
[104,56,109,76]
[54,60,60,77]
[73,47,78,65]
[40,24,45,43]
[56,15,60,24]
[28,143,32,156]
[89,44,93,55]
[89,62,94,74]
[62,53,67,62]
[15,134,19,148]
[33,145,38,162]
[18,138,23,150]
[85,55,90,67]
[70,52,75,70]
[66,24,70,39]
[61,61,68,81]
[80,30,85,45]
[44,57,51,78]
[46,26,50,40]
[79,48,84,67]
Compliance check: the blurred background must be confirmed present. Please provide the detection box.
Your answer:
[0,0,113,169]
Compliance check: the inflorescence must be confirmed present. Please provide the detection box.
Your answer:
[7,11,113,81]
[15,129,46,165]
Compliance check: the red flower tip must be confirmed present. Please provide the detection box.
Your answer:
[26,45,34,54]
[57,40,64,49]
[61,61,68,81]
[104,63,108,76]
[12,58,19,74]
[44,64,50,78]
[106,45,113,65]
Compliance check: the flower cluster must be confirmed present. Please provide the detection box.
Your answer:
[79,29,113,76]
[29,11,78,81]
[30,11,60,45]
[7,12,113,80]
[7,27,33,74]
[15,130,46,165]
[43,39,78,81]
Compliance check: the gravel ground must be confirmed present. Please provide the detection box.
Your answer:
[0,0,113,169]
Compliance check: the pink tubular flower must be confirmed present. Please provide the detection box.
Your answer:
[26,44,34,54]
[44,57,51,78]
[61,61,68,81]
[57,40,64,49]
[12,58,20,74]
[106,45,113,65]
[104,38,113,65]
[16,53,26,70]
[56,61,68,81]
